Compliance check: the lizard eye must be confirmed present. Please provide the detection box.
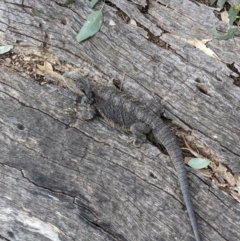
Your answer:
[81,91,94,104]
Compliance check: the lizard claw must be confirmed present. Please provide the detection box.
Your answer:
[127,136,144,148]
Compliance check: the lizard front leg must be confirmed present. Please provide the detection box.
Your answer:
[76,104,96,120]
[62,71,96,122]
[130,122,151,147]
[65,102,96,126]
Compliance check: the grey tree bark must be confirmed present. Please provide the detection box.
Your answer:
[0,1,240,241]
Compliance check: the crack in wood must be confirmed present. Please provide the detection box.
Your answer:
[0,234,11,241]
[20,169,77,199]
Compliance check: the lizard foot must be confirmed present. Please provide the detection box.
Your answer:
[129,122,150,147]
[127,136,145,148]
[76,104,95,120]
[65,107,77,126]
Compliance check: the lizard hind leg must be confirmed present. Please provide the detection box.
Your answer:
[129,122,151,147]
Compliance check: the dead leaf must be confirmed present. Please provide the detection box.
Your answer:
[109,20,116,26]
[187,38,220,60]
[215,164,236,187]
[234,175,240,194]
[200,169,212,178]
[184,156,191,164]
[130,19,137,26]
[37,62,62,79]
[221,9,229,23]
[230,190,240,203]
[36,68,44,76]
[236,175,240,184]
[171,35,220,60]
[182,138,201,157]
[23,56,31,61]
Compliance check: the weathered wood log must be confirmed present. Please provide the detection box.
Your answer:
[0,0,240,241]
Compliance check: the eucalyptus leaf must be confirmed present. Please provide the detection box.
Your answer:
[217,0,227,8]
[210,0,217,5]
[65,0,75,5]
[76,10,103,42]
[229,7,239,25]
[213,25,238,40]
[187,158,210,170]
[90,0,100,8]
[32,8,41,17]
[0,45,13,54]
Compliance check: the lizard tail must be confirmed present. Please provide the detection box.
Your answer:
[152,123,201,241]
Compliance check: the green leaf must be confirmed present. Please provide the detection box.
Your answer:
[229,7,239,25]
[90,0,100,8]
[210,0,217,5]
[235,5,240,11]
[76,10,103,42]
[217,0,227,7]
[65,0,75,5]
[213,25,238,40]
[32,8,41,17]
[187,158,210,170]
[0,45,13,54]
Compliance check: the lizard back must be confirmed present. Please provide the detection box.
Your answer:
[92,85,153,131]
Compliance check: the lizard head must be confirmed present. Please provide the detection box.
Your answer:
[62,71,94,104]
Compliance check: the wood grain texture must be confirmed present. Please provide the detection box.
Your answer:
[0,0,240,241]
